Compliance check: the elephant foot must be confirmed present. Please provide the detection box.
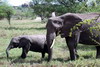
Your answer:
[76,54,79,59]
[70,54,79,61]
[40,58,44,63]
[41,58,43,61]
[21,55,26,59]
[47,54,52,62]
[47,59,51,62]
[47,54,51,62]
[96,55,100,58]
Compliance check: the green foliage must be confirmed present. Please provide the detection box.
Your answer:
[0,3,14,25]
[69,15,100,45]
[79,4,100,13]
[0,5,5,19]
[57,0,82,13]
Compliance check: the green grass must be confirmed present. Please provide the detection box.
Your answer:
[0,19,100,67]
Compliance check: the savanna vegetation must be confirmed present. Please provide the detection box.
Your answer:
[0,19,100,67]
[0,0,100,67]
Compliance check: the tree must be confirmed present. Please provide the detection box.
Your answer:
[30,0,81,17]
[0,7,5,20]
[0,3,14,25]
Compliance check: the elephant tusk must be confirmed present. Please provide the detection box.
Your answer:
[50,39,55,49]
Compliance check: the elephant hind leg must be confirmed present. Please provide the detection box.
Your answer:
[96,46,100,58]
[41,52,45,62]
[42,52,45,58]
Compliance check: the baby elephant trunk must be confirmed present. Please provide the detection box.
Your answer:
[6,45,13,58]
[6,48,10,58]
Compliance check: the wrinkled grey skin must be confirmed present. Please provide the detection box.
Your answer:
[46,13,100,61]
[6,35,48,60]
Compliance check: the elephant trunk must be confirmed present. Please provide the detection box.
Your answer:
[6,45,13,58]
[46,30,56,49]
[6,48,9,58]
[46,30,56,61]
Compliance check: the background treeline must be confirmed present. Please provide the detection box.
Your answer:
[0,0,100,25]
[30,0,100,17]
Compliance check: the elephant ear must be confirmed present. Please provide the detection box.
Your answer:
[60,14,82,37]
[19,38,31,50]
[61,14,82,25]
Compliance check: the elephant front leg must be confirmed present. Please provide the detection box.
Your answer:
[21,47,29,59]
[47,48,53,62]
[65,37,78,60]
[96,46,100,58]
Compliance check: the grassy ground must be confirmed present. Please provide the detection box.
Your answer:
[0,19,100,67]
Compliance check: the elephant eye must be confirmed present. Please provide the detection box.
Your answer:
[13,42,18,46]
[53,21,57,23]
[53,21,61,24]
[57,21,61,24]
[13,42,16,44]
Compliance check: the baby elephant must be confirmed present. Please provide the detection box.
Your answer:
[6,35,48,60]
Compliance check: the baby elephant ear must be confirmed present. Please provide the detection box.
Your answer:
[18,38,30,48]
[18,38,26,48]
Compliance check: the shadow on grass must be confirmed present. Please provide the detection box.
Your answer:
[62,44,96,51]
[0,56,7,60]
[77,44,96,51]
[11,57,44,64]
[0,26,46,31]
[6,56,96,64]
[10,56,70,64]
[52,58,70,62]
[11,57,70,64]
[82,55,93,59]
[79,53,95,59]
[0,56,19,61]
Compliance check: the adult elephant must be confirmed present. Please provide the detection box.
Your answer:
[46,13,100,61]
